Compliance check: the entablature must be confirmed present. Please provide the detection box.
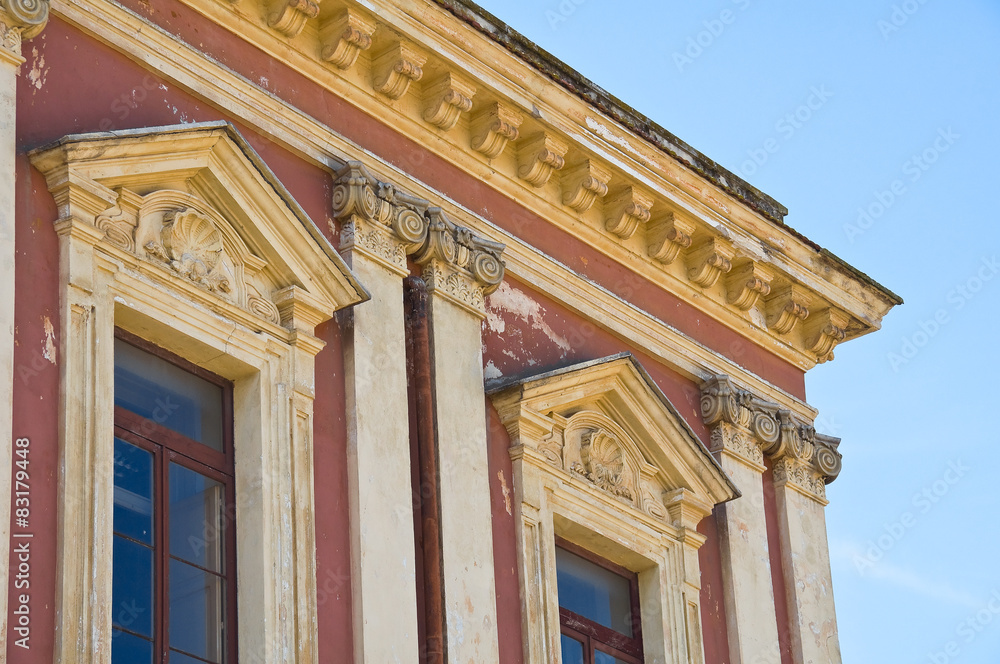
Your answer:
[152,0,899,369]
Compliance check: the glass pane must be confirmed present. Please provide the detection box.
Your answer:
[556,547,635,637]
[114,438,154,545]
[560,633,586,664]
[595,650,630,664]
[114,338,224,450]
[170,559,226,663]
[170,650,213,664]
[112,536,154,638]
[170,462,226,573]
[111,628,153,664]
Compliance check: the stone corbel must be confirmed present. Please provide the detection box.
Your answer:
[422,72,477,131]
[604,185,653,240]
[686,237,734,288]
[517,132,569,187]
[726,261,774,311]
[413,208,506,317]
[766,283,811,335]
[804,307,849,364]
[372,40,426,100]
[320,7,375,70]
[562,159,612,213]
[0,0,49,56]
[470,101,523,159]
[267,0,319,38]
[646,211,694,265]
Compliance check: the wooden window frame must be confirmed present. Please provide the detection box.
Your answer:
[556,536,644,664]
[113,330,238,663]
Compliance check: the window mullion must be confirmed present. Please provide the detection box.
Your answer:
[157,444,168,664]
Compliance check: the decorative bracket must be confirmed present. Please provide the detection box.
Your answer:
[320,7,375,70]
[646,212,694,265]
[604,185,653,240]
[423,72,477,131]
[766,283,811,335]
[562,159,612,213]
[726,261,774,311]
[517,132,569,187]
[686,237,734,288]
[372,41,427,100]
[267,0,319,38]
[804,308,849,364]
[470,101,523,159]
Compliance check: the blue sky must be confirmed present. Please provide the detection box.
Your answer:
[472,1,1000,661]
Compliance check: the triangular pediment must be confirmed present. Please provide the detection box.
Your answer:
[30,122,368,330]
[490,354,738,523]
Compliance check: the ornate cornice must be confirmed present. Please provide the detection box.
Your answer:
[332,161,505,314]
[701,375,841,503]
[0,0,49,58]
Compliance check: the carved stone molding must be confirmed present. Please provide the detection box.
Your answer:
[767,283,811,335]
[647,212,694,265]
[727,261,774,311]
[332,161,506,312]
[804,308,849,364]
[571,428,634,500]
[687,237,734,289]
[604,185,653,240]
[701,375,841,502]
[267,0,319,38]
[562,159,612,213]
[470,101,523,159]
[372,41,427,100]
[423,72,476,131]
[517,132,569,188]
[320,7,374,69]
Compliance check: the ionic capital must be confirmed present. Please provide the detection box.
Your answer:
[1,0,49,59]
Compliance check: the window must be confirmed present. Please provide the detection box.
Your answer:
[112,332,237,663]
[557,539,643,664]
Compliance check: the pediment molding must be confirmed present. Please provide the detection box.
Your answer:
[30,123,368,335]
[490,354,738,532]
[701,375,842,503]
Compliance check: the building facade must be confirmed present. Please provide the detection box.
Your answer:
[0,0,900,662]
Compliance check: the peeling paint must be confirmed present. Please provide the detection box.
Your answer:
[27,48,47,90]
[497,470,511,516]
[486,282,571,354]
[484,359,503,381]
[41,316,56,364]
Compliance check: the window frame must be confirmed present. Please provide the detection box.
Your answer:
[555,537,643,664]
[112,331,239,663]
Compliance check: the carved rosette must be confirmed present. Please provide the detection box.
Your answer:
[562,159,612,213]
[267,0,319,38]
[331,161,506,311]
[571,428,634,501]
[701,375,842,503]
[471,102,523,159]
[320,8,374,70]
[604,186,653,240]
[372,41,427,100]
[517,132,569,188]
[727,261,774,311]
[686,238,734,289]
[423,73,477,131]
[647,212,694,265]
[767,284,811,335]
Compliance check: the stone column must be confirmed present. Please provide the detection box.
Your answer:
[701,377,782,664]
[332,164,424,664]
[772,419,843,664]
[413,209,505,663]
[0,2,47,655]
